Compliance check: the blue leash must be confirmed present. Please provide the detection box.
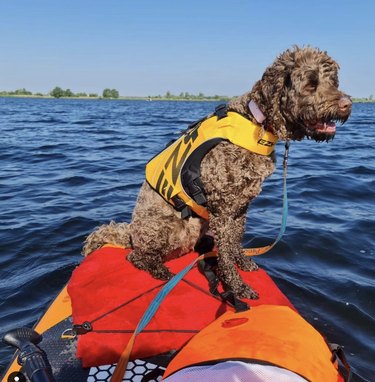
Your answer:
[244,141,289,256]
[135,254,206,335]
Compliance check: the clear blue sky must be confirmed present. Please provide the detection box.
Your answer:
[1,0,374,97]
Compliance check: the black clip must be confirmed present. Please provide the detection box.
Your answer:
[171,195,193,219]
[73,322,93,335]
[330,343,352,381]
[171,195,186,211]
[283,141,290,176]
[188,179,207,205]
[214,104,228,120]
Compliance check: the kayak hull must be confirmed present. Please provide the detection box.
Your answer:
[2,247,294,382]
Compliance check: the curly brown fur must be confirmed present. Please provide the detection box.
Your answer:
[82,221,132,255]
[84,46,351,299]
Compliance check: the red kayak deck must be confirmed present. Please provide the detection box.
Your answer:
[68,246,294,368]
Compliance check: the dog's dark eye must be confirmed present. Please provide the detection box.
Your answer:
[305,70,319,92]
[331,73,339,88]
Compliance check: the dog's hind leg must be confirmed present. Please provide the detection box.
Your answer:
[82,221,132,256]
[128,249,173,280]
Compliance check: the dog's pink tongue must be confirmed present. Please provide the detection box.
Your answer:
[316,122,336,134]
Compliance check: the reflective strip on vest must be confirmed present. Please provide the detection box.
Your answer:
[146,112,278,219]
[163,305,341,382]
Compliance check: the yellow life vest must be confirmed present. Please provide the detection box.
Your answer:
[163,305,342,382]
[145,108,278,220]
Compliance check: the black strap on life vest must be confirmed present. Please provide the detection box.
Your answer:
[171,195,193,219]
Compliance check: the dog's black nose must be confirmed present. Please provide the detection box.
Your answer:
[338,95,352,113]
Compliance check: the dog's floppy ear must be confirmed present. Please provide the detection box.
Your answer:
[250,50,295,140]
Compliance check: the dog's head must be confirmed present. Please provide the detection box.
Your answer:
[251,46,352,142]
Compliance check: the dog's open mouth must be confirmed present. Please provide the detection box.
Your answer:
[306,120,337,141]
[312,121,336,135]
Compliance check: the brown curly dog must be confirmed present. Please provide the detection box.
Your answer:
[83,46,352,299]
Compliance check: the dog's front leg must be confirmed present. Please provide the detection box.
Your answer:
[230,213,259,272]
[209,213,259,299]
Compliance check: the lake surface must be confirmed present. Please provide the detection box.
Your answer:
[0,97,374,381]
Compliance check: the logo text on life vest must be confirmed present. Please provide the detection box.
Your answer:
[155,125,199,200]
[257,138,275,147]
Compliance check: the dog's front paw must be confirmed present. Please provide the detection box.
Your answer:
[235,282,259,300]
[218,261,259,300]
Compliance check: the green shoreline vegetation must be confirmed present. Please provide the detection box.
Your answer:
[0,87,231,101]
[0,87,373,102]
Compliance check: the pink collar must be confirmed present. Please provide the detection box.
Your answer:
[248,100,266,124]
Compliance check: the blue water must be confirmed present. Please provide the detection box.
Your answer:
[0,97,374,381]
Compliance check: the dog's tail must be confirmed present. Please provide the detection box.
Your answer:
[82,220,132,256]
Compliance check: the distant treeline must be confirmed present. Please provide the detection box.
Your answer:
[1,88,372,102]
[0,88,45,97]
[0,88,230,101]
[50,87,101,98]
[157,91,230,101]
[352,96,374,103]
[0,87,119,99]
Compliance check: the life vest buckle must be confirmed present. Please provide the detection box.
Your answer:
[171,195,186,211]
[187,179,207,205]
[171,195,193,219]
